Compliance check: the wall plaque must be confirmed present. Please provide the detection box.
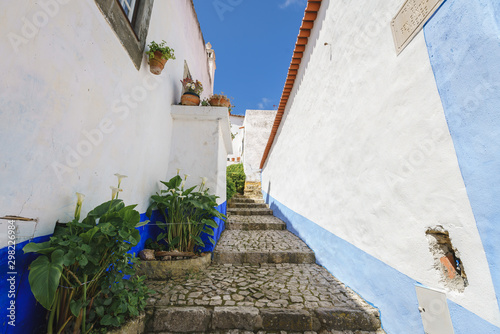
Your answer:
[391,0,445,55]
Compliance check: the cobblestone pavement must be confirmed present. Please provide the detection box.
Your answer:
[226,215,286,230]
[214,231,313,254]
[147,264,373,311]
[144,194,384,333]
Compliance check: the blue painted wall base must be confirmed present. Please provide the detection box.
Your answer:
[262,190,500,333]
[0,201,226,333]
[423,0,500,311]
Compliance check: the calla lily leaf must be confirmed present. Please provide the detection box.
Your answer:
[28,249,64,310]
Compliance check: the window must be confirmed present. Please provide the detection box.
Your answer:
[118,0,138,22]
[94,0,154,69]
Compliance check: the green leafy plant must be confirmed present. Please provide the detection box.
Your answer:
[146,171,226,252]
[227,163,246,199]
[226,175,237,201]
[23,175,151,334]
[146,40,176,61]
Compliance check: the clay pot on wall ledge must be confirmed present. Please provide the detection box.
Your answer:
[149,51,168,75]
[209,95,231,108]
[181,92,201,106]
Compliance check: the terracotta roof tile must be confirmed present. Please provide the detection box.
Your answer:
[260,0,323,169]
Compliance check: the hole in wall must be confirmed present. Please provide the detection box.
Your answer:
[426,225,468,292]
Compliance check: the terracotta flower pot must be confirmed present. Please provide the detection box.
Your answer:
[181,92,200,106]
[209,96,231,108]
[149,51,168,75]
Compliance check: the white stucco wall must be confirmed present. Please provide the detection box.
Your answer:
[261,0,500,326]
[228,115,245,165]
[243,110,277,182]
[0,0,214,245]
[169,106,232,205]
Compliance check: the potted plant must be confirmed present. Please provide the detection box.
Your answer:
[180,78,203,106]
[209,93,232,108]
[146,172,224,254]
[146,40,175,75]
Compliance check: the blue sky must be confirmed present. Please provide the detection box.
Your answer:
[192,0,308,115]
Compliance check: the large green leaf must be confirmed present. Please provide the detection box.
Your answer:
[120,206,140,227]
[146,202,156,218]
[63,249,76,266]
[129,229,140,246]
[202,227,215,236]
[202,219,218,229]
[182,185,197,196]
[161,175,182,189]
[135,220,149,228]
[86,199,124,220]
[193,235,205,248]
[80,226,99,243]
[22,241,56,255]
[28,249,64,309]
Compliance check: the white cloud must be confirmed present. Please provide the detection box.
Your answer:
[257,97,272,110]
[279,0,307,9]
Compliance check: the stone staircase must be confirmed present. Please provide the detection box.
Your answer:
[144,194,385,333]
[243,181,262,198]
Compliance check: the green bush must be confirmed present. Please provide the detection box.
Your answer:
[23,195,151,334]
[146,173,225,253]
[227,163,245,200]
[226,176,236,201]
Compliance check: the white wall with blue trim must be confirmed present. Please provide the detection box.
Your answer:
[0,1,228,332]
[261,0,500,332]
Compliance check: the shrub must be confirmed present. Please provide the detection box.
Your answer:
[226,176,236,201]
[227,163,245,200]
[146,173,225,252]
[23,181,151,334]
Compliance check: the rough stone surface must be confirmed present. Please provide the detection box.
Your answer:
[212,306,262,330]
[229,202,269,209]
[106,313,145,334]
[315,308,381,331]
[213,230,315,264]
[230,196,265,203]
[139,249,155,261]
[227,207,274,216]
[261,308,321,331]
[147,264,372,312]
[151,307,211,332]
[226,215,286,231]
[144,194,383,333]
[137,253,211,280]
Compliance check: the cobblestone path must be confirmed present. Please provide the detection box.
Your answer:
[144,194,385,334]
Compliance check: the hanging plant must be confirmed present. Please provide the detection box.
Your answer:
[146,40,175,75]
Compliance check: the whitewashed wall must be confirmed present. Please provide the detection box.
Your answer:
[261,0,500,328]
[0,0,214,246]
[228,115,245,165]
[168,106,232,205]
[243,110,276,182]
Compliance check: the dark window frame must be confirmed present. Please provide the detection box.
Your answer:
[94,0,154,69]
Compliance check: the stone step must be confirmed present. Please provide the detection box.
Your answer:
[145,264,382,333]
[226,215,286,231]
[231,196,265,204]
[213,230,316,264]
[228,208,273,216]
[228,202,268,209]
